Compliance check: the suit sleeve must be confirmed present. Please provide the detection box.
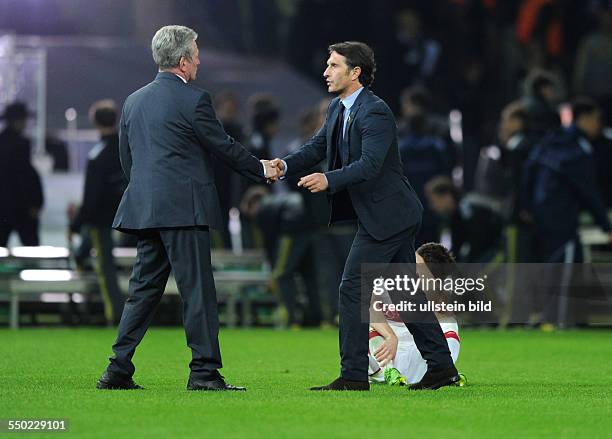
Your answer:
[193,91,265,182]
[282,123,328,177]
[324,103,394,194]
[118,109,132,182]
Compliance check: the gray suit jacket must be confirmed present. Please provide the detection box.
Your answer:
[113,72,265,232]
[283,88,423,241]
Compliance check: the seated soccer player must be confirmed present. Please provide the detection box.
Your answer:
[368,242,465,386]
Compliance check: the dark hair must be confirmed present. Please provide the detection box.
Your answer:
[571,96,600,122]
[328,41,376,87]
[214,90,239,106]
[89,99,117,128]
[426,176,457,199]
[417,242,456,264]
[525,69,556,98]
[401,85,431,110]
[416,242,457,279]
[249,94,280,131]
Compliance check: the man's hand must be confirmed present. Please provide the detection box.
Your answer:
[297,173,328,193]
[374,333,398,366]
[261,160,280,182]
[270,158,286,177]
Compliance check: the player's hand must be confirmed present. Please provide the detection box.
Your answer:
[297,173,328,193]
[374,334,398,366]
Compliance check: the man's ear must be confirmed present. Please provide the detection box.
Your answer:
[352,66,362,82]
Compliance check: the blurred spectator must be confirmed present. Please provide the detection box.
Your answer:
[235,94,282,250]
[445,55,487,190]
[216,91,246,142]
[247,93,281,161]
[473,100,538,325]
[425,176,504,262]
[523,97,612,326]
[45,131,69,172]
[398,85,454,246]
[281,107,336,326]
[0,102,44,246]
[523,96,612,264]
[574,5,612,121]
[521,68,562,139]
[211,91,247,248]
[69,99,126,325]
[241,186,322,327]
[516,0,564,68]
[592,126,612,208]
[475,101,534,221]
[392,8,442,92]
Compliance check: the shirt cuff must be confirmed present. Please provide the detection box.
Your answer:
[279,160,288,180]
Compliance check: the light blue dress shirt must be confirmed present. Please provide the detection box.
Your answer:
[339,86,364,138]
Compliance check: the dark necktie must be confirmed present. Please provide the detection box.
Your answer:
[335,104,346,166]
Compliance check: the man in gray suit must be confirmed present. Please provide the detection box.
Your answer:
[272,42,459,390]
[97,25,279,391]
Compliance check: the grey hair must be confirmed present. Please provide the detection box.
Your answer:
[151,25,198,69]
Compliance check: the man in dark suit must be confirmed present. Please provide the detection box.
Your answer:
[97,25,279,391]
[272,42,458,390]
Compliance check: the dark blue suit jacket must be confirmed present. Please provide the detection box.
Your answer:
[113,72,266,232]
[283,88,423,241]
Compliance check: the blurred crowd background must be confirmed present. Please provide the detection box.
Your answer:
[1,0,612,329]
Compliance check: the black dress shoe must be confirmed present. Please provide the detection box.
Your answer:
[409,366,460,390]
[310,377,369,391]
[96,371,143,390]
[187,376,246,391]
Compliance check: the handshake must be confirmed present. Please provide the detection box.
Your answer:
[261,159,285,182]
[260,159,329,193]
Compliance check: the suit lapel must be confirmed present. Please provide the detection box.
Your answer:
[345,105,360,140]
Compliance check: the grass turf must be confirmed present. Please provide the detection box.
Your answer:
[1,328,611,438]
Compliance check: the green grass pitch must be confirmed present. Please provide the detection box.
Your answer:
[1,328,611,438]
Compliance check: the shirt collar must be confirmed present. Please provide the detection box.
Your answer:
[158,70,188,83]
[340,87,364,111]
[174,73,188,83]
